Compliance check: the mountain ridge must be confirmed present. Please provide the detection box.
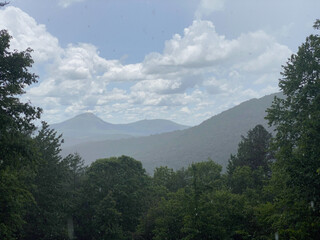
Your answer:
[50,113,190,147]
[61,93,282,173]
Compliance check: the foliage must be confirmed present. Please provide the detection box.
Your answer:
[227,124,272,175]
[227,125,272,196]
[0,30,41,136]
[22,122,69,240]
[265,19,320,238]
[0,29,41,240]
[75,156,150,240]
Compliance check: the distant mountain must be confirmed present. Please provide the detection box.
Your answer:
[61,93,282,173]
[50,113,190,147]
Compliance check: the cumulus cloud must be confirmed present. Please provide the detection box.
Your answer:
[0,7,292,125]
[0,6,62,62]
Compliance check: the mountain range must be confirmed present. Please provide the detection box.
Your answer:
[51,113,190,147]
[57,93,281,173]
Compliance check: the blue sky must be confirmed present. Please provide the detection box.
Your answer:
[1,0,319,125]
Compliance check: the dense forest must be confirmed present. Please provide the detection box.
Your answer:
[1,11,320,240]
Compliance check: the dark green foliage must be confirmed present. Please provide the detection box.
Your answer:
[227,125,272,195]
[0,29,41,171]
[0,29,41,240]
[137,160,227,240]
[153,166,188,192]
[184,190,249,240]
[75,156,150,240]
[22,122,69,240]
[265,19,320,238]
[0,167,34,239]
[152,189,187,240]
[227,124,272,175]
[0,30,41,136]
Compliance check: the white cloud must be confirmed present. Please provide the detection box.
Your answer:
[0,6,62,63]
[1,7,292,125]
[102,63,144,82]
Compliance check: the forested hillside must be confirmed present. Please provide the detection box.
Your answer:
[1,12,320,240]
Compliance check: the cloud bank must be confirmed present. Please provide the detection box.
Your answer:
[0,7,291,125]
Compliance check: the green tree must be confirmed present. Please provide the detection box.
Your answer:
[152,189,187,240]
[227,125,272,175]
[22,122,69,240]
[265,19,320,238]
[62,152,86,239]
[76,156,150,240]
[183,190,250,240]
[182,160,224,240]
[153,166,188,192]
[0,29,41,240]
[227,125,273,195]
[0,30,41,137]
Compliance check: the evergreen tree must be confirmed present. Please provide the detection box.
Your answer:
[227,125,272,194]
[227,125,272,175]
[22,122,69,240]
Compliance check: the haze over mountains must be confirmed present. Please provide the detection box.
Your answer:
[51,113,190,147]
[56,93,282,173]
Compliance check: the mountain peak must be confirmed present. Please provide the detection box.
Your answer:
[50,113,189,145]
[74,112,100,119]
[51,112,113,133]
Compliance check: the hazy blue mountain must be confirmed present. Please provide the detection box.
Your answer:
[61,93,282,173]
[115,119,191,136]
[50,113,190,147]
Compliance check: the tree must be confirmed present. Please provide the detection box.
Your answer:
[227,125,272,175]
[75,156,150,240]
[0,29,42,240]
[62,153,86,240]
[227,125,273,195]
[0,30,41,136]
[153,166,188,192]
[22,122,69,240]
[265,19,320,238]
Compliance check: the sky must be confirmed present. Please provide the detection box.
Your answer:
[0,0,319,126]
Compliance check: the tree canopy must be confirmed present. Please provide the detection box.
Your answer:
[0,29,42,240]
[264,19,320,238]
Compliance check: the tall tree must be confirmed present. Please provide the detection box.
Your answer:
[227,124,272,175]
[0,29,41,240]
[22,122,69,240]
[227,125,273,194]
[63,153,86,240]
[265,19,320,238]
